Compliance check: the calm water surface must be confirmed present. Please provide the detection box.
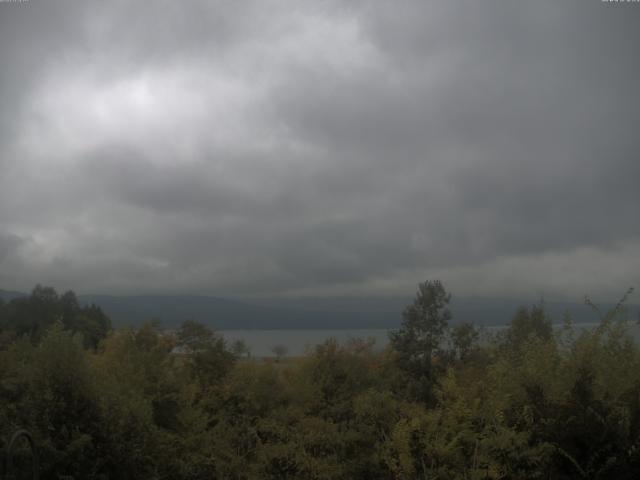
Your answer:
[221,323,640,358]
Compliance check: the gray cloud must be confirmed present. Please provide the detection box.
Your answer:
[0,233,26,261]
[0,0,638,299]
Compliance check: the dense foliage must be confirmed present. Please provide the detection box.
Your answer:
[0,285,111,349]
[1,283,640,479]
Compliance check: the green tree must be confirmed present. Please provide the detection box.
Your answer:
[22,322,105,479]
[271,344,288,362]
[231,338,251,358]
[176,320,236,388]
[92,322,187,478]
[0,285,110,348]
[389,280,451,403]
[450,322,480,361]
[503,303,552,353]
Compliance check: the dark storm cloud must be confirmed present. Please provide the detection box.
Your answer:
[0,0,639,298]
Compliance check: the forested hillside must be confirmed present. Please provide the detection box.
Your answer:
[1,283,640,479]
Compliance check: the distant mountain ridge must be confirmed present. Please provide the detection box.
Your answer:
[0,289,27,302]
[78,294,401,329]
[2,288,638,329]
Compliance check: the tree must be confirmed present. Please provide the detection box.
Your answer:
[231,339,251,358]
[389,280,452,403]
[503,303,552,352]
[450,322,479,361]
[0,285,111,347]
[176,319,216,352]
[176,320,235,388]
[25,322,104,479]
[271,345,288,363]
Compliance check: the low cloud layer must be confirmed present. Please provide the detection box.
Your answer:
[1,0,639,300]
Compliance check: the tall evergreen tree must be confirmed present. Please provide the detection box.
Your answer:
[389,280,451,403]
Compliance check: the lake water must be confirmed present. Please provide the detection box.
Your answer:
[221,322,640,358]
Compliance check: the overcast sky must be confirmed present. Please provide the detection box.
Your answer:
[0,0,639,300]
